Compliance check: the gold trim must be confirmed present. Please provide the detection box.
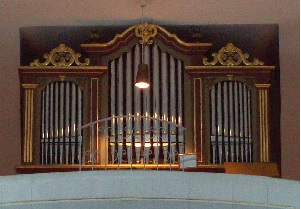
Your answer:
[203,43,264,66]
[156,25,212,47]
[264,90,269,162]
[59,75,66,81]
[193,79,197,156]
[21,84,39,89]
[263,90,267,161]
[20,66,107,70]
[255,84,271,88]
[20,72,106,75]
[19,66,107,75]
[185,66,275,79]
[260,90,266,162]
[24,90,28,162]
[90,79,93,156]
[81,23,212,49]
[199,78,203,163]
[81,25,137,48]
[135,23,157,45]
[15,164,181,171]
[258,88,269,162]
[29,44,90,67]
[94,78,99,162]
[186,66,274,69]
[23,88,35,163]
[227,75,233,80]
[29,89,34,162]
[186,65,275,70]
[259,90,262,161]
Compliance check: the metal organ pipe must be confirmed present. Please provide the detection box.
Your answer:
[110,61,116,164]
[40,81,83,165]
[143,45,151,164]
[152,45,160,164]
[59,83,64,163]
[161,52,169,164]
[126,51,133,164]
[108,43,184,165]
[177,60,184,155]
[117,56,123,165]
[210,81,252,164]
[170,56,176,163]
[134,44,142,163]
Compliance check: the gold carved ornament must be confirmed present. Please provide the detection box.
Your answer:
[30,44,90,67]
[135,23,157,45]
[203,43,264,66]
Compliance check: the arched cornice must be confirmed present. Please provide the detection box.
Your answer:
[80,23,212,56]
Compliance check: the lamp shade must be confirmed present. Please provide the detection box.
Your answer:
[135,63,150,88]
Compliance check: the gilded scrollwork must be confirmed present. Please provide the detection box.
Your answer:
[203,43,264,66]
[30,44,90,67]
[135,23,157,45]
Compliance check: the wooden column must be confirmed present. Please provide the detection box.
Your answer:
[21,84,38,164]
[255,84,271,162]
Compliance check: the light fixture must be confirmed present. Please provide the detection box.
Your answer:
[135,63,149,88]
[135,0,150,89]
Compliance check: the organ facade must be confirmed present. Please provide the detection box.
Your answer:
[16,23,276,173]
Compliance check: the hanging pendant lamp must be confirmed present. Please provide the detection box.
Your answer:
[135,63,149,88]
[135,0,150,89]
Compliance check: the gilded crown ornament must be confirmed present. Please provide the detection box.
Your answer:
[135,23,157,45]
[30,44,90,67]
[203,43,264,66]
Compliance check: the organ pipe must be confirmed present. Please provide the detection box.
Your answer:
[108,43,184,164]
[40,81,83,165]
[210,81,252,164]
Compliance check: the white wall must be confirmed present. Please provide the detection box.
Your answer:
[0,0,299,180]
[0,171,299,209]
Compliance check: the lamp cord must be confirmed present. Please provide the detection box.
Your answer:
[141,2,145,64]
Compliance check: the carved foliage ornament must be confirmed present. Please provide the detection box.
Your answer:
[203,43,264,66]
[135,23,158,45]
[30,44,90,67]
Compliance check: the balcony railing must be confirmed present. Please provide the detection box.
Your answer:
[79,115,186,171]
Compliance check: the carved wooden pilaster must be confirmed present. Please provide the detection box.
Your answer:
[21,84,39,164]
[255,84,271,162]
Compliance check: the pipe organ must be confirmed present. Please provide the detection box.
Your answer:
[108,44,184,164]
[17,24,276,173]
[18,44,107,166]
[187,43,274,164]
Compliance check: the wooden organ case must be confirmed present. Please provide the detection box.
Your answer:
[16,24,275,173]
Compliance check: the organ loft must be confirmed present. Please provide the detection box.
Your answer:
[16,23,278,174]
